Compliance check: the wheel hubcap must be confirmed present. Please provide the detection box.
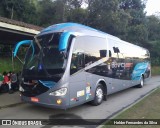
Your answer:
[141,78,144,86]
[96,87,103,103]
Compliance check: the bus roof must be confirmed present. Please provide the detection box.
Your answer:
[37,23,149,52]
[39,22,120,40]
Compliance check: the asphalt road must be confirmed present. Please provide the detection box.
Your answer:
[0,76,160,127]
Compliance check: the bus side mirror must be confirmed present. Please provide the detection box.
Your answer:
[113,47,120,53]
[59,32,71,51]
[100,50,107,57]
[13,40,32,57]
[117,48,120,53]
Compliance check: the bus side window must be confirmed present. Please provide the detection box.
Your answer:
[77,53,85,69]
[70,52,85,75]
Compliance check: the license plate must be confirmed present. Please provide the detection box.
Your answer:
[31,97,39,102]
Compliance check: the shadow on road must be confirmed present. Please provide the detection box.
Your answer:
[41,113,105,128]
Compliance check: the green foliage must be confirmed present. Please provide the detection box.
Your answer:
[127,24,148,46]
[149,40,160,65]
[0,0,37,24]
[146,15,160,66]
[120,0,146,10]
[120,0,148,46]
[146,15,160,41]
[86,0,130,38]
[66,8,88,23]
[37,0,57,27]
[0,57,22,73]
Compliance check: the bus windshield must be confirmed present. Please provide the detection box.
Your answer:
[22,33,66,81]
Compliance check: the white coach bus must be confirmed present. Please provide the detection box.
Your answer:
[13,23,151,109]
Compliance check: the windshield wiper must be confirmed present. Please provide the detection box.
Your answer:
[34,35,42,50]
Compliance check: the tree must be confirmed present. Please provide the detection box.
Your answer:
[0,0,38,24]
[146,15,160,41]
[149,40,160,65]
[53,0,85,23]
[85,0,130,39]
[66,0,83,9]
[37,0,57,26]
[146,15,160,65]
[66,8,88,23]
[127,24,148,46]
[120,0,148,46]
[0,0,21,19]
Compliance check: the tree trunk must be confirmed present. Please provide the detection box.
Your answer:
[11,6,14,19]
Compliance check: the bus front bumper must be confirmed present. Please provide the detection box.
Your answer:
[20,94,69,109]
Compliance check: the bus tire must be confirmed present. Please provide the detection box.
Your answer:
[91,84,104,106]
[137,76,144,88]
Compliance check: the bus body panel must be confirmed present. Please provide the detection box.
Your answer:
[69,71,87,106]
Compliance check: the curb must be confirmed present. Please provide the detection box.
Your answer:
[97,87,159,128]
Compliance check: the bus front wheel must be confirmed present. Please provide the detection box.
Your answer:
[92,84,104,106]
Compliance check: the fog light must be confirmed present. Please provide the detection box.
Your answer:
[57,99,62,104]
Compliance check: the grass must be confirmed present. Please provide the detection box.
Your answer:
[0,57,23,73]
[151,66,160,76]
[103,88,160,128]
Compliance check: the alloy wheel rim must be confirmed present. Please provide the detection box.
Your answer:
[141,78,144,86]
[96,87,103,103]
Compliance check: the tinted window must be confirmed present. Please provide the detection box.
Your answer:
[23,33,66,81]
[70,36,107,75]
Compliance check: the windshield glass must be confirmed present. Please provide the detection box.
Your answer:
[23,33,66,81]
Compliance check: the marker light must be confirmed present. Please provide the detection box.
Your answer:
[49,88,67,96]
[57,99,62,104]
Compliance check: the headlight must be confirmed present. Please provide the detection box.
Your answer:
[49,88,67,96]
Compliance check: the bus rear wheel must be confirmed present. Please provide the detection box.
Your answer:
[137,76,144,88]
[91,84,104,106]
